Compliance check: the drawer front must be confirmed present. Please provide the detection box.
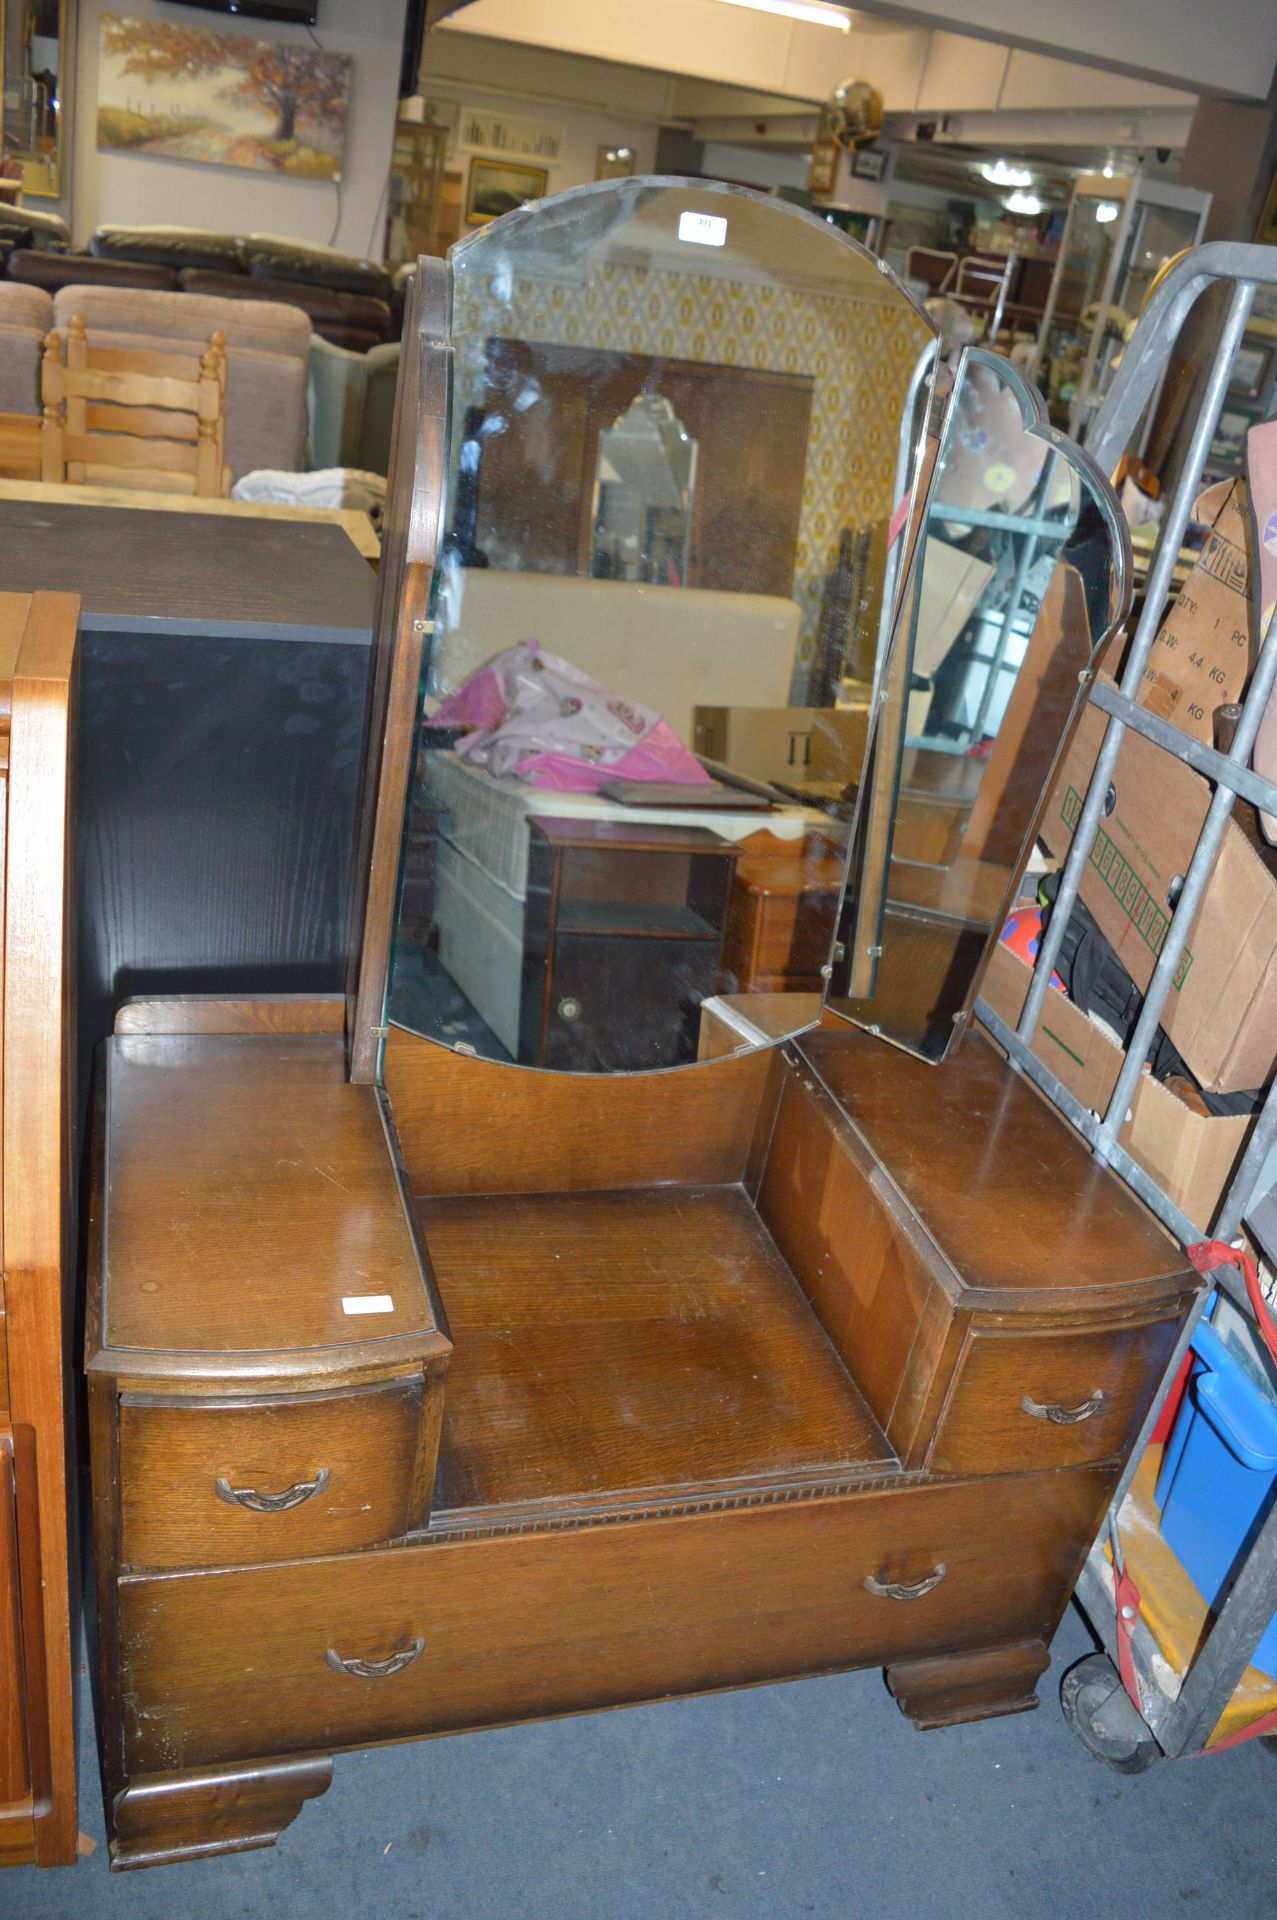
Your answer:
[119,1378,425,1571]
[929,1319,1181,1476]
[118,1464,1112,1772]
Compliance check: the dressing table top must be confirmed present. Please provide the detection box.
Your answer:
[93,1034,448,1384]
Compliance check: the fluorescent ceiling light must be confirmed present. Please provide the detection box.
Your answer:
[1095,201,1121,223]
[714,0,852,30]
[1004,191,1043,215]
[982,159,1033,189]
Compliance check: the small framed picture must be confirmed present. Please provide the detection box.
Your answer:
[1230,342,1270,398]
[807,138,837,196]
[852,146,888,183]
[466,158,549,227]
[1210,403,1260,468]
[596,144,637,181]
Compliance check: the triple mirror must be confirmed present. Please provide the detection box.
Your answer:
[381,179,1131,1077]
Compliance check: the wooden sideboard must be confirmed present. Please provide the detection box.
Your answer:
[0,592,78,1868]
[86,997,1196,1869]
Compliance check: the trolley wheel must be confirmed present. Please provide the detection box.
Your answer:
[1060,1654,1161,1773]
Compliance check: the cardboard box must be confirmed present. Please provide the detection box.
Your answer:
[980,940,1252,1234]
[1039,677,1277,1093]
[693,703,870,795]
[1136,477,1252,743]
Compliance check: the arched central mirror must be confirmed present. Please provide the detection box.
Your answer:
[383,178,936,1074]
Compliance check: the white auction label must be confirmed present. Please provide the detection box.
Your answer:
[342,1294,395,1315]
[678,210,727,247]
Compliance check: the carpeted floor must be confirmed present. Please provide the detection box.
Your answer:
[7,1603,1276,1920]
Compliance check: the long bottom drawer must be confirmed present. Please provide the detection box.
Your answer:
[119,1465,1111,1773]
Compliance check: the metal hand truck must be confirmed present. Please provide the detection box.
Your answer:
[970,241,1277,1767]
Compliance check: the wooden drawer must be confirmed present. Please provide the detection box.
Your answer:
[119,1377,429,1571]
[118,1465,1112,1772]
[928,1319,1182,1476]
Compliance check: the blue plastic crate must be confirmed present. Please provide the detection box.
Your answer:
[1156,1312,1277,1678]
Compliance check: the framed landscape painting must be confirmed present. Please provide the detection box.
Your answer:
[465,158,548,226]
[97,14,350,180]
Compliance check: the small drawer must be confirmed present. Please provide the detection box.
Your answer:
[929,1319,1181,1475]
[119,1377,428,1571]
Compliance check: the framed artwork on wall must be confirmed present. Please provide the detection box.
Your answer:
[460,108,562,162]
[1231,342,1271,398]
[466,158,549,226]
[807,138,837,196]
[96,12,350,181]
[596,144,637,181]
[1210,402,1260,468]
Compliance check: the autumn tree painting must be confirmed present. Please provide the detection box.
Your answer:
[97,14,350,179]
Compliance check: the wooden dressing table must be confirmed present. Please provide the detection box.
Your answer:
[81,182,1199,1870]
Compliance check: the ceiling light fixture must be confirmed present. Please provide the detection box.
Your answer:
[1095,201,1121,224]
[982,159,1033,189]
[713,0,852,30]
[1004,191,1043,216]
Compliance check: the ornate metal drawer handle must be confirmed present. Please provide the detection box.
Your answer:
[214,1467,330,1513]
[863,1564,947,1601]
[1021,1390,1106,1426]
[325,1638,426,1680]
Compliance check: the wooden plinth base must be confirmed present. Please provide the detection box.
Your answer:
[886,1639,1052,1731]
[110,1755,333,1871]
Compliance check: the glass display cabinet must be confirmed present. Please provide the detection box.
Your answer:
[1030,172,1211,445]
[81,180,1199,1871]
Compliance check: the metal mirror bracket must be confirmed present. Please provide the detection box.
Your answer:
[827,345,1132,1064]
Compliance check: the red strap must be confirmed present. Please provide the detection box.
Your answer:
[1188,1240,1277,1366]
[1114,1561,1144,1705]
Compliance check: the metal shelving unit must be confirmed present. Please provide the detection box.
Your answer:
[972,240,1277,1764]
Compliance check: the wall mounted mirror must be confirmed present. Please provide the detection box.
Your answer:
[2,0,65,197]
[381,178,936,1075]
[828,347,1132,1062]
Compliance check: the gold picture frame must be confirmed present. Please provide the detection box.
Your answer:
[1257,167,1277,248]
[465,157,549,226]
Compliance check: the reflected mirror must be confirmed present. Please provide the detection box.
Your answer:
[2,0,64,197]
[591,394,697,586]
[385,178,936,1074]
[828,347,1131,1061]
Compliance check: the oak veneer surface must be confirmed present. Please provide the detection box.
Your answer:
[116,1464,1112,1774]
[383,1024,774,1197]
[421,1186,894,1513]
[801,1027,1191,1299]
[100,1034,439,1360]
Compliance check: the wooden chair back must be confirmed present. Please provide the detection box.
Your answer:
[40,315,229,497]
[0,412,42,481]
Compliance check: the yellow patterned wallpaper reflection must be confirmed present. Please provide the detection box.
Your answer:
[458,262,931,670]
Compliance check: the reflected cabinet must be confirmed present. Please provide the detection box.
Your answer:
[82,181,1199,1871]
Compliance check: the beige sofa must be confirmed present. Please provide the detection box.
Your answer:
[44,287,311,480]
[434,568,802,746]
[0,283,52,414]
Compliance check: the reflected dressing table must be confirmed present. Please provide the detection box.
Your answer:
[84,183,1199,1870]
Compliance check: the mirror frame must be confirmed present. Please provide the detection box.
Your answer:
[828,343,1134,1061]
[1,0,70,199]
[348,177,942,1084]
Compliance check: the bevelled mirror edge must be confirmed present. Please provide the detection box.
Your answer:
[825,343,1135,1065]
[350,176,939,1084]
